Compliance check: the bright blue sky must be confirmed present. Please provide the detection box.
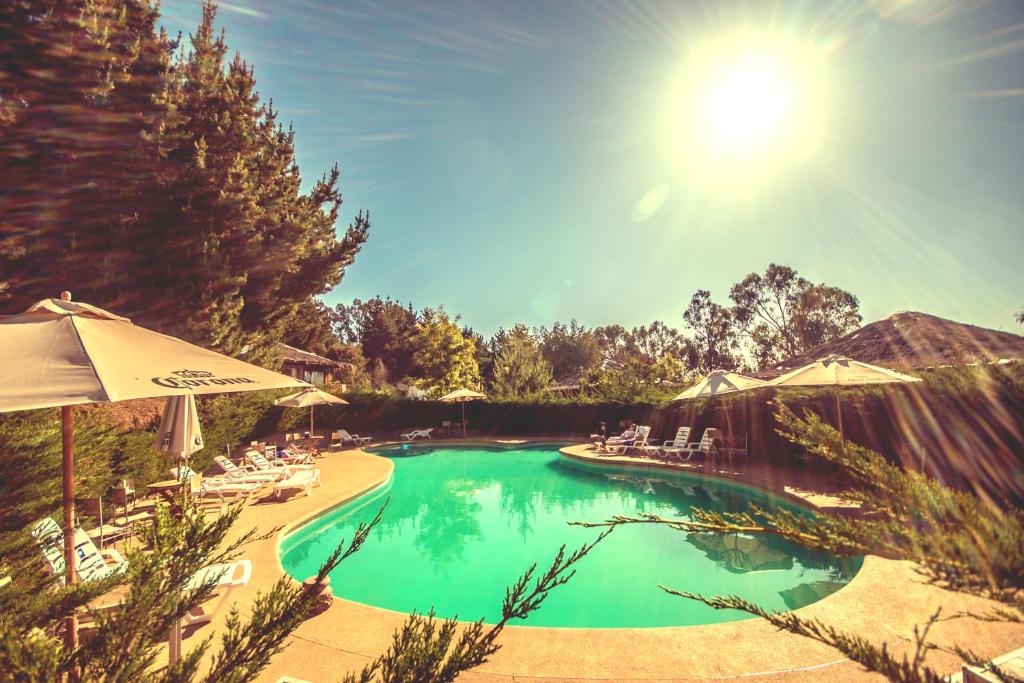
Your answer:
[162,0,1024,337]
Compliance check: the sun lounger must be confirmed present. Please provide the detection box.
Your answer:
[402,428,433,441]
[671,428,721,461]
[214,455,283,482]
[246,450,314,475]
[634,426,692,459]
[335,429,371,446]
[32,518,128,584]
[183,559,253,625]
[200,479,262,506]
[604,426,651,455]
[273,469,321,500]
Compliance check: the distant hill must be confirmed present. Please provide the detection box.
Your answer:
[765,311,1024,373]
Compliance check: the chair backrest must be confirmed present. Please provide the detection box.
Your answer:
[264,445,277,459]
[31,519,121,583]
[672,426,691,446]
[285,433,294,442]
[697,429,718,451]
[215,455,243,473]
[422,428,433,435]
[248,452,271,469]
[635,426,651,445]
[339,429,354,439]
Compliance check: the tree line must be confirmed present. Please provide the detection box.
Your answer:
[0,0,368,363]
[301,263,863,401]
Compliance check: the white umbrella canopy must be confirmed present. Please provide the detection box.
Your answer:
[672,370,768,400]
[155,394,205,480]
[673,370,767,438]
[769,354,921,441]
[0,293,308,650]
[274,387,348,434]
[438,388,486,437]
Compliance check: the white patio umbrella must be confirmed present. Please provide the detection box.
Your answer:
[672,370,768,437]
[274,387,348,435]
[439,388,486,437]
[154,394,205,665]
[0,293,307,650]
[769,354,921,442]
[155,394,205,481]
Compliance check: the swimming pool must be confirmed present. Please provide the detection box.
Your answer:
[279,444,861,628]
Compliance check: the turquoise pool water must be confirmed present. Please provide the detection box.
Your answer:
[279,445,861,627]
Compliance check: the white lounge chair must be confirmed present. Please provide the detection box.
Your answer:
[401,428,433,441]
[246,450,314,475]
[605,426,651,455]
[183,559,253,625]
[656,426,694,460]
[214,455,283,483]
[335,429,371,446]
[200,479,262,506]
[673,428,721,461]
[273,469,321,500]
[32,518,128,584]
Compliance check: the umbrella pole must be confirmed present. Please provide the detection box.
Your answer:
[461,402,466,438]
[834,387,845,446]
[61,405,79,657]
[310,405,315,436]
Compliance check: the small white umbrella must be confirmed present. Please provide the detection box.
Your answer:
[769,354,921,442]
[439,388,486,437]
[155,394,205,480]
[274,387,348,435]
[672,370,767,436]
[154,394,205,665]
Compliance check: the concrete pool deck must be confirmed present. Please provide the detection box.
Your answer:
[179,440,1023,682]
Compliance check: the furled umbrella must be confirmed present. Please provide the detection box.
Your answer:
[768,354,921,443]
[672,370,768,437]
[274,387,348,436]
[438,388,486,437]
[155,394,205,481]
[153,394,205,665]
[0,293,307,651]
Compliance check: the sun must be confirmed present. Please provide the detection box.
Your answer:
[666,30,830,185]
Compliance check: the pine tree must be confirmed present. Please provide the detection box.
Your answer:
[490,325,553,400]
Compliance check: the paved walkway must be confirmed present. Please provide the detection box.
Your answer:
[174,441,1022,682]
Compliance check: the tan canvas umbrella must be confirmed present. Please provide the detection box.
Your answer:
[0,293,307,651]
[672,370,767,437]
[439,388,486,437]
[769,354,921,442]
[274,387,348,435]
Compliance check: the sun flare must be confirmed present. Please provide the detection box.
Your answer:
[667,30,830,186]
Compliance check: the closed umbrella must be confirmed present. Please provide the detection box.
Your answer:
[672,370,767,437]
[274,387,348,436]
[154,394,205,665]
[438,388,486,437]
[155,394,205,480]
[0,293,307,651]
[769,354,921,442]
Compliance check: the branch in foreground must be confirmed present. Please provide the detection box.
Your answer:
[344,528,613,683]
[658,586,949,683]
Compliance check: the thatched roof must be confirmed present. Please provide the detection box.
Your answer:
[758,311,1024,378]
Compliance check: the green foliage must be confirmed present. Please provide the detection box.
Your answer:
[0,0,368,360]
[0,498,378,682]
[335,297,419,381]
[490,325,553,400]
[409,309,481,397]
[728,263,861,369]
[682,290,741,373]
[537,321,603,379]
[577,403,1024,683]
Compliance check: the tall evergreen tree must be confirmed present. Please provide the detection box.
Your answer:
[490,325,553,399]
